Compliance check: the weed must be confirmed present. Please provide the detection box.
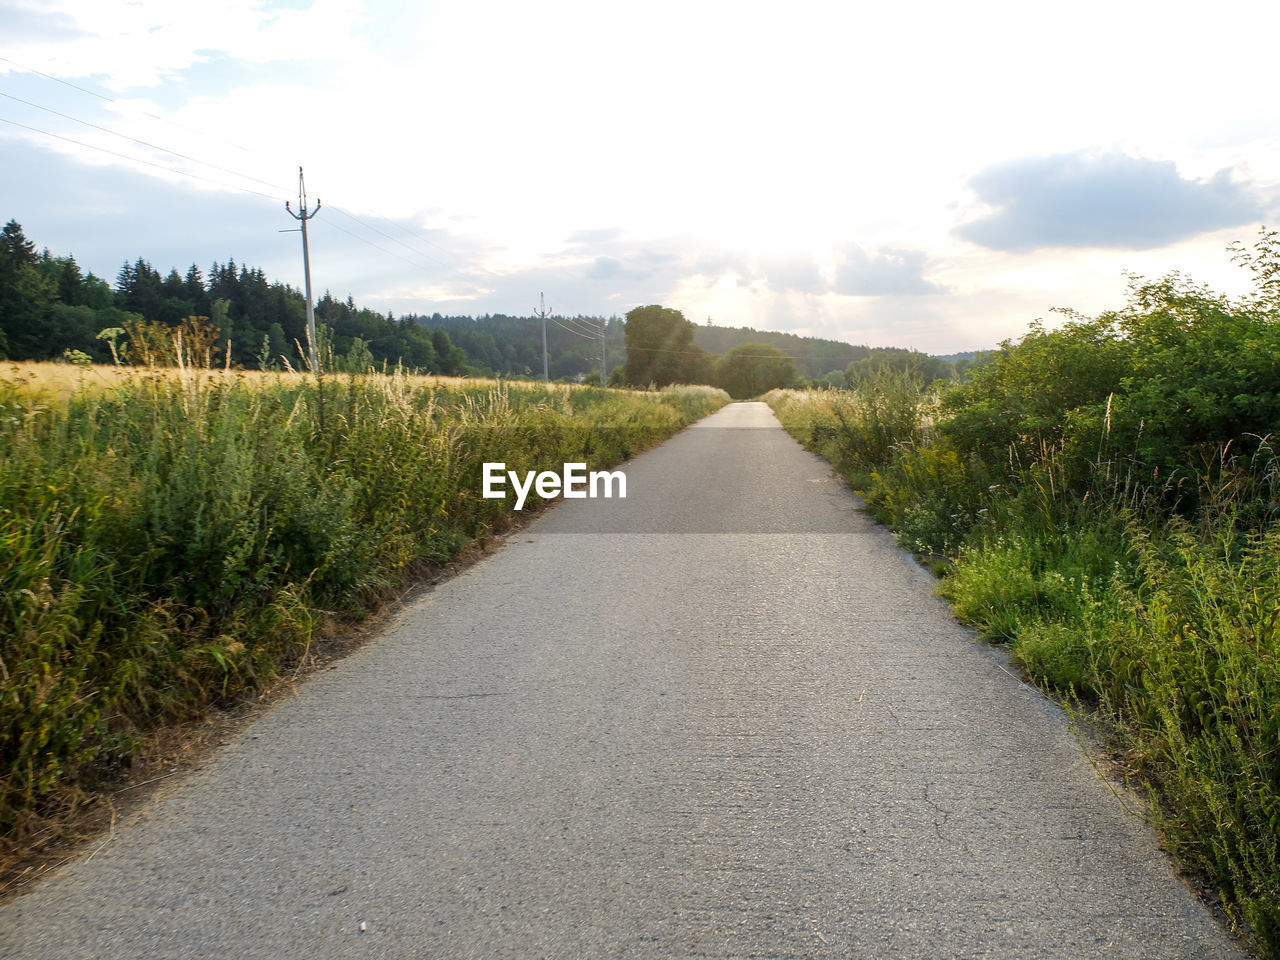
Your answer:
[0,356,727,834]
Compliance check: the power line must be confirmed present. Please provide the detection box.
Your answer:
[350,207,462,260]
[1,110,453,281]
[552,315,599,336]
[0,110,452,283]
[623,342,820,362]
[559,315,604,337]
[0,62,588,310]
[1,102,830,357]
[321,217,452,274]
[0,59,492,282]
[2,58,469,266]
[326,204,507,284]
[0,56,113,102]
[621,334,880,364]
[0,54,257,152]
[0,115,281,201]
[561,315,608,383]
[327,204,453,269]
[0,89,291,194]
[549,315,597,339]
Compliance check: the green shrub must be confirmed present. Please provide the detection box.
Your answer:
[0,366,727,832]
[1096,525,1280,948]
[764,233,1280,953]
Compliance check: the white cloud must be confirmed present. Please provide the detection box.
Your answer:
[1,0,367,88]
[4,0,1280,353]
[957,152,1267,252]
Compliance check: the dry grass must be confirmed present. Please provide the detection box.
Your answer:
[0,361,536,400]
[0,357,727,879]
[0,362,655,413]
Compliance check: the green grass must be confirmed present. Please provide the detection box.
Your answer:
[0,363,727,837]
[766,385,1280,956]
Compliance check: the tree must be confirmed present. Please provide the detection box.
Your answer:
[715,342,796,399]
[0,219,35,263]
[0,220,56,357]
[117,258,165,320]
[46,304,106,359]
[430,328,467,375]
[678,344,717,385]
[846,347,948,385]
[623,304,694,387]
[183,264,205,304]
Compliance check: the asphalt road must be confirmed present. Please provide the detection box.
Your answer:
[0,402,1248,959]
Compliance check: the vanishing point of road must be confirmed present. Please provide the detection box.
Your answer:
[0,402,1248,959]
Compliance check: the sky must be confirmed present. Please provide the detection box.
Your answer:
[2,0,1279,354]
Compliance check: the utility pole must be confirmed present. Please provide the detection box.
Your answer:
[536,292,550,383]
[600,317,607,385]
[285,167,321,373]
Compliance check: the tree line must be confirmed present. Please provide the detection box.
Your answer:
[0,219,470,374]
[622,304,974,398]
[0,218,968,391]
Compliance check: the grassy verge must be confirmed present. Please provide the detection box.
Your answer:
[0,358,726,850]
[764,252,1280,955]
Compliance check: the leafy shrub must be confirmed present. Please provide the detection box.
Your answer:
[764,231,1280,954]
[0,364,727,833]
[1096,526,1280,948]
[864,444,990,553]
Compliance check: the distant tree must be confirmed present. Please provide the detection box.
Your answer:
[340,336,376,373]
[37,252,82,306]
[846,347,948,385]
[46,304,107,360]
[39,256,114,312]
[117,258,167,321]
[430,328,467,375]
[623,304,694,387]
[678,344,717,385]
[161,267,186,300]
[1,220,35,263]
[693,323,872,380]
[183,264,205,304]
[715,342,797,399]
[264,322,289,368]
[431,327,452,360]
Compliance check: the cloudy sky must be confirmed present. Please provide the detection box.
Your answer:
[3,0,1278,352]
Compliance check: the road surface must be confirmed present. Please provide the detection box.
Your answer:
[0,402,1247,958]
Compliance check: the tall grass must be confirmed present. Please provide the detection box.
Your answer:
[766,384,1280,956]
[769,370,930,485]
[0,360,727,837]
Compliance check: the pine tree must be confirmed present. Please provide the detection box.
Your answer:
[0,221,56,357]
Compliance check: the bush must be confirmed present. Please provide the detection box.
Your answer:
[764,232,1280,954]
[0,363,727,834]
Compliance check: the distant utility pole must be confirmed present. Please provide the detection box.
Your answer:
[284,166,321,372]
[536,292,550,383]
[600,318,607,385]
